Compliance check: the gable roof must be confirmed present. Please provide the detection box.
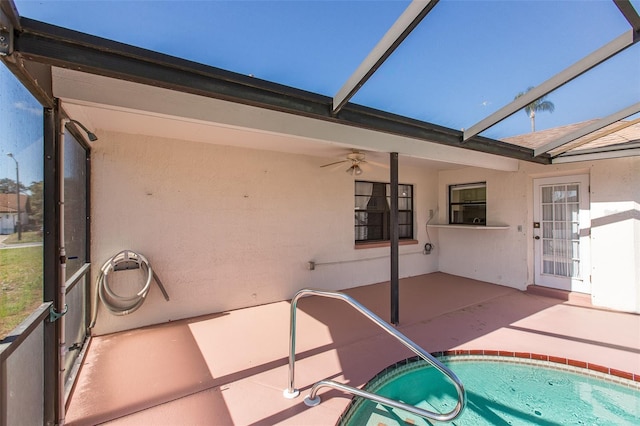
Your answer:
[0,193,30,214]
[504,120,640,157]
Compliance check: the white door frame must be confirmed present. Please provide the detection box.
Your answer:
[533,174,591,293]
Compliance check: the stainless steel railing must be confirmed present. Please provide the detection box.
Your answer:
[283,288,466,423]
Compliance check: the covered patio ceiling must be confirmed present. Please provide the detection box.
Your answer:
[1,0,639,166]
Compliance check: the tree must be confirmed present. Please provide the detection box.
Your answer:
[514,86,555,132]
[28,181,44,227]
[0,178,27,194]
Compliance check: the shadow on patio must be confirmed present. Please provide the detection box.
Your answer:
[65,272,640,425]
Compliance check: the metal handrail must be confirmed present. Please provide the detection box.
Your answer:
[283,288,466,423]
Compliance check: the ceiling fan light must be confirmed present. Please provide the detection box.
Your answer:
[347,164,363,175]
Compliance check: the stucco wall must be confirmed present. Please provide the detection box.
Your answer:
[437,157,640,313]
[436,168,530,288]
[586,157,640,312]
[90,132,439,335]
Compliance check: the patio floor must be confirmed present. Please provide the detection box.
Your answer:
[65,272,640,425]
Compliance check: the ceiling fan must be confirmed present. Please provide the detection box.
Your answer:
[320,150,373,175]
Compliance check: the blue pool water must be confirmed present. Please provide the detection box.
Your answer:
[339,356,640,425]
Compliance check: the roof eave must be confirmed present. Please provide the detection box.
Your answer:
[12,17,549,165]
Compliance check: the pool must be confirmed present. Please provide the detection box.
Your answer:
[339,355,640,425]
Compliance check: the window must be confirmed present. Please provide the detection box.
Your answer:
[449,182,486,225]
[355,181,413,243]
[1,64,44,340]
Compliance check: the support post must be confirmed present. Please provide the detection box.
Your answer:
[43,106,59,426]
[390,152,399,325]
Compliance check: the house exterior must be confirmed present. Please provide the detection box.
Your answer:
[436,157,639,313]
[0,4,636,329]
[0,16,634,336]
[87,126,639,337]
[0,193,29,235]
[0,2,638,424]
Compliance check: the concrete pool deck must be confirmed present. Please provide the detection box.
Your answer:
[65,272,640,425]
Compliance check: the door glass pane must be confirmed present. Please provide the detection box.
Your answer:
[572,260,580,278]
[64,276,87,385]
[554,222,566,239]
[559,240,568,258]
[553,185,566,202]
[572,240,580,257]
[571,223,580,240]
[540,183,582,279]
[0,65,44,340]
[555,260,568,277]
[64,129,87,277]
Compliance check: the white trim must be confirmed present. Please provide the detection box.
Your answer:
[534,102,640,156]
[553,147,640,163]
[55,68,520,172]
[332,0,436,113]
[533,174,591,293]
[464,30,637,141]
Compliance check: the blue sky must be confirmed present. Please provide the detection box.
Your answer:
[1,65,43,189]
[9,0,640,139]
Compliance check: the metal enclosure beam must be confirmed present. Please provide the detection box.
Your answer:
[614,0,640,32]
[42,105,59,426]
[390,152,399,326]
[535,102,640,156]
[463,30,639,141]
[332,0,438,114]
[12,18,549,164]
[553,143,640,163]
[0,0,20,31]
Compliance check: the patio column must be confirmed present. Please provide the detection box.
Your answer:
[390,152,399,325]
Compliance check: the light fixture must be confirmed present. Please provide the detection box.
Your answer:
[346,164,363,176]
[69,119,98,142]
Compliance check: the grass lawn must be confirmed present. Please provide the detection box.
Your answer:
[3,231,43,245]
[0,246,43,340]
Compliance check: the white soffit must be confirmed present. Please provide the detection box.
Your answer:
[552,147,640,163]
[52,67,519,171]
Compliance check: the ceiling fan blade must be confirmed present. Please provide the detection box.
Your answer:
[320,160,349,167]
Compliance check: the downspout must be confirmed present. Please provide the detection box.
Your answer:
[56,120,67,425]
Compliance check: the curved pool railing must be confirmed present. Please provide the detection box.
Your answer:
[283,288,466,423]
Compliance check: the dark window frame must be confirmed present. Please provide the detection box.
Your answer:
[355,181,413,243]
[448,182,487,225]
